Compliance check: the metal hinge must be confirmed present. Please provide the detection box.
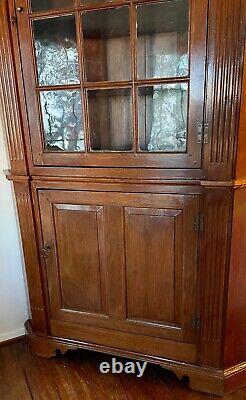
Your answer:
[191,314,201,331]
[194,213,204,232]
[31,306,44,312]
[203,123,209,144]
[197,122,209,144]
[11,16,17,27]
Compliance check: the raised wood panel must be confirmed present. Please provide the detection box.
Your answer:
[53,204,104,313]
[198,188,232,367]
[125,208,180,323]
[204,0,246,180]
[103,204,126,320]
[13,181,47,332]
[0,0,27,174]
[39,193,108,320]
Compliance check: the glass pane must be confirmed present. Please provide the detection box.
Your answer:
[31,0,74,12]
[138,83,188,152]
[40,90,85,152]
[137,1,189,79]
[88,88,133,151]
[82,8,131,82]
[34,16,79,86]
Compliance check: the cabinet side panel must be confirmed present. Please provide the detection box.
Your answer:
[198,189,232,367]
[0,0,27,175]
[14,181,47,333]
[204,0,246,180]
[224,188,246,367]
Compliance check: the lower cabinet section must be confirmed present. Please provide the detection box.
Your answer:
[38,189,200,362]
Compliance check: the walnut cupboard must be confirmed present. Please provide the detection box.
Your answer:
[0,0,245,395]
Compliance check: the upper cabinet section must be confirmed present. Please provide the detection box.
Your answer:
[15,0,208,168]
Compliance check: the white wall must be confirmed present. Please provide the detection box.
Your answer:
[0,118,29,342]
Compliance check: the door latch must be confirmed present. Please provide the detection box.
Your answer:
[194,213,204,232]
[17,6,24,13]
[191,313,201,331]
[11,16,17,27]
[40,244,51,259]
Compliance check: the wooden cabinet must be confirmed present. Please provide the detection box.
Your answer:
[0,0,245,396]
[39,189,199,344]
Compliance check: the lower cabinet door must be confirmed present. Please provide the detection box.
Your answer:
[39,189,199,350]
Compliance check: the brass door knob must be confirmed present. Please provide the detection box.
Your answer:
[17,6,24,13]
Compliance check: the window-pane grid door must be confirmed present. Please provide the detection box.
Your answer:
[16,0,208,168]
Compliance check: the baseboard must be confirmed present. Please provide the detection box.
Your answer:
[0,327,26,344]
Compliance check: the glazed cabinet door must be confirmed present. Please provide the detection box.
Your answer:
[39,189,199,344]
[16,0,208,169]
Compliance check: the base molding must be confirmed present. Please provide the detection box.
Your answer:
[25,321,245,396]
[168,360,246,396]
[0,327,26,343]
[0,334,26,347]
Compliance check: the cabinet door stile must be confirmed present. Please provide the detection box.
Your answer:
[38,190,62,318]
[103,204,127,319]
[180,196,199,342]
